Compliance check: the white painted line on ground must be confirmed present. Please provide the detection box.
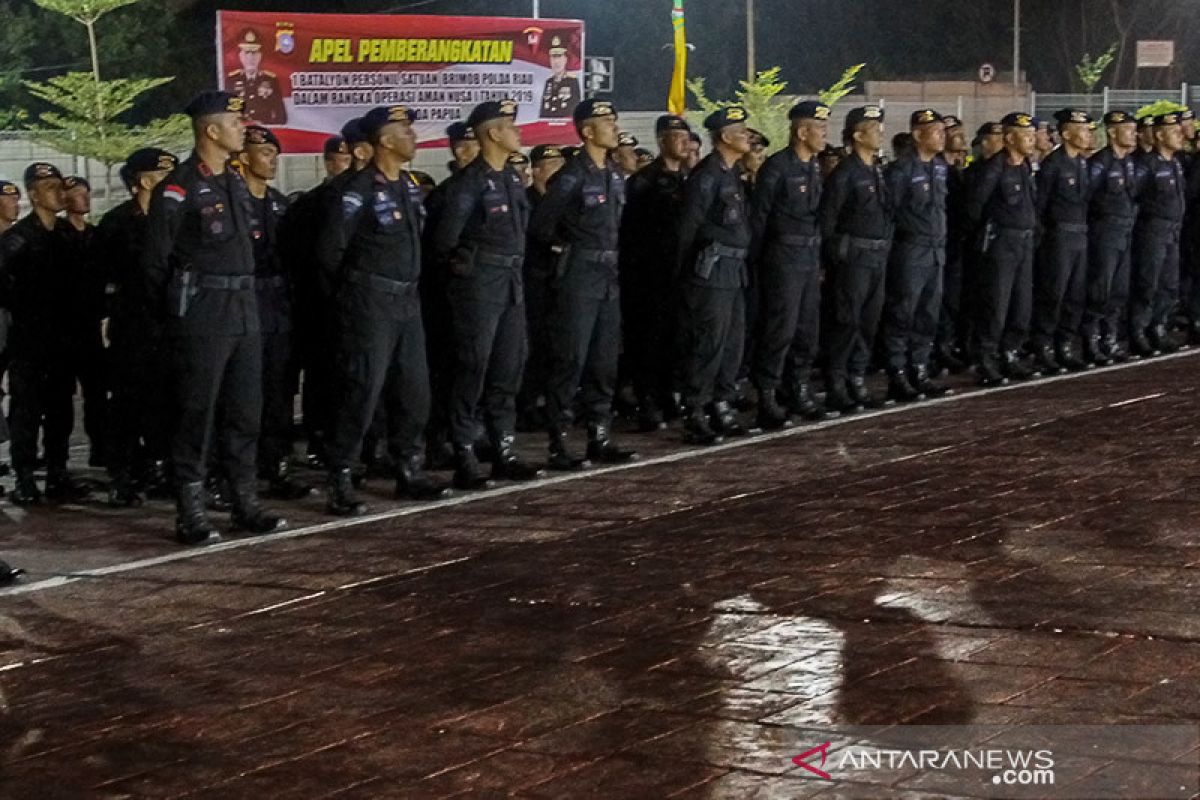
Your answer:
[1,348,1194,599]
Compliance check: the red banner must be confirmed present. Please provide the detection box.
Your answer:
[216,11,586,154]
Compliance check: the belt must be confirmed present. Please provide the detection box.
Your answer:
[1049,222,1088,234]
[1090,215,1134,230]
[710,243,749,259]
[995,226,1035,240]
[1138,218,1182,233]
[257,275,287,289]
[575,248,619,264]
[846,236,890,251]
[198,275,255,290]
[777,234,819,247]
[475,251,524,268]
[346,270,417,295]
[895,234,945,248]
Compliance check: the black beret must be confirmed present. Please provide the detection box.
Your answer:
[411,170,436,188]
[1154,112,1182,127]
[616,132,638,148]
[1000,112,1035,129]
[1183,109,1196,122]
[1053,108,1093,128]
[466,99,518,129]
[1102,110,1135,126]
[63,176,90,191]
[530,144,565,163]
[185,90,244,119]
[561,145,580,160]
[655,114,690,134]
[747,129,769,149]
[843,105,884,131]
[688,131,702,144]
[244,125,281,150]
[323,136,348,156]
[573,98,617,124]
[975,122,1003,141]
[703,105,749,131]
[909,108,943,127]
[0,180,19,197]
[789,101,830,121]
[942,114,963,130]
[1137,115,1155,130]
[507,151,530,166]
[126,147,177,175]
[634,147,652,159]
[444,122,473,144]
[23,162,63,188]
[340,118,368,146]
[362,105,417,138]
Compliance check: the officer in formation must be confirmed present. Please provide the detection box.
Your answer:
[6,90,1200,548]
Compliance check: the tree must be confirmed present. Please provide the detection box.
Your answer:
[819,63,865,108]
[1076,43,1118,93]
[23,0,189,206]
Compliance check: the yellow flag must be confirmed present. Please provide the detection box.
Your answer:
[668,0,687,115]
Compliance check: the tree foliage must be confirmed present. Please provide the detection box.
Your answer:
[1075,43,1118,92]
[819,63,865,108]
[686,67,792,153]
[31,0,140,26]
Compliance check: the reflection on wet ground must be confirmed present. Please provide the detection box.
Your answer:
[2,355,1200,797]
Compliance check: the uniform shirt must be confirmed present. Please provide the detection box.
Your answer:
[433,157,530,260]
[884,152,948,242]
[250,186,292,334]
[1133,150,1186,225]
[750,147,822,262]
[1087,147,1137,223]
[0,214,79,358]
[317,163,425,290]
[966,152,1037,231]
[819,151,893,243]
[96,199,154,343]
[530,152,624,252]
[227,69,287,125]
[675,151,751,288]
[143,153,259,337]
[1035,146,1091,227]
[622,156,689,273]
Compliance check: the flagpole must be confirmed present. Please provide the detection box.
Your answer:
[746,0,756,82]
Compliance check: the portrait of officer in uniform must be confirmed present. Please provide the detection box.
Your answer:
[227,28,287,126]
[539,35,581,119]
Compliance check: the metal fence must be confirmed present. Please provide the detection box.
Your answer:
[1033,85,1198,121]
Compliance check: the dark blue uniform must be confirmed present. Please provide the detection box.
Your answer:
[1130,150,1185,348]
[1084,147,1137,354]
[1032,146,1092,362]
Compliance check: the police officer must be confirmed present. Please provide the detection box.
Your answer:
[0,181,18,234]
[819,105,894,413]
[1083,110,1139,365]
[621,114,692,432]
[1130,112,1187,356]
[433,99,544,490]
[227,28,286,125]
[883,108,953,401]
[675,105,754,443]
[935,115,971,372]
[508,151,532,188]
[0,163,89,505]
[239,126,312,500]
[749,100,831,427]
[322,135,352,180]
[98,148,178,507]
[966,111,1039,386]
[144,91,282,544]
[317,105,445,515]
[613,132,640,177]
[531,98,638,467]
[1031,109,1095,374]
[1137,115,1156,154]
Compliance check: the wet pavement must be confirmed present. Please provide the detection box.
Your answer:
[3,354,1200,797]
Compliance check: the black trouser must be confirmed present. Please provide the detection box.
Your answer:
[298,312,336,457]
[9,355,74,475]
[421,266,454,453]
[517,267,553,415]
[1032,228,1088,347]
[752,243,821,394]
[328,289,430,469]
[1082,222,1133,341]
[623,275,679,412]
[545,288,620,429]
[73,333,108,458]
[447,272,527,446]
[826,241,889,380]
[680,280,745,408]
[936,237,966,352]
[1131,221,1182,335]
[883,241,944,371]
[259,329,294,471]
[973,229,1034,357]
[170,333,261,485]
[107,337,171,481]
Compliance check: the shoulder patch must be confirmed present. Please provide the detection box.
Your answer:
[163,184,187,204]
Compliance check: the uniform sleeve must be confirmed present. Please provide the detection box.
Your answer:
[315,180,364,296]
[1131,155,1154,201]
[1034,155,1057,218]
[883,160,908,218]
[432,172,477,259]
[675,167,717,271]
[749,158,783,262]
[142,180,185,315]
[966,157,1002,226]
[818,164,849,243]
[530,167,579,247]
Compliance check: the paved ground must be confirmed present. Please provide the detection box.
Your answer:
[3,354,1200,798]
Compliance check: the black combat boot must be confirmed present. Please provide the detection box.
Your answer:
[848,375,887,409]
[266,458,315,500]
[396,454,451,500]
[1149,324,1180,354]
[755,389,793,430]
[176,481,220,546]
[10,472,43,507]
[636,399,666,433]
[546,430,590,471]
[142,460,172,499]
[789,381,836,420]
[935,340,967,373]
[1082,334,1112,367]
[1031,343,1065,375]
[709,401,747,437]
[45,469,90,502]
[205,474,232,512]
[1056,341,1091,372]
[683,406,723,445]
[107,472,144,508]
[886,368,923,403]
[1103,334,1130,363]
[452,445,494,490]
[1001,350,1037,381]
[0,559,24,586]
[230,481,284,534]
[586,424,639,463]
[326,467,367,516]
[825,378,861,414]
[492,435,544,481]
[976,354,1008,387]
[1130,329,1158,358]
[910,363,953,398]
